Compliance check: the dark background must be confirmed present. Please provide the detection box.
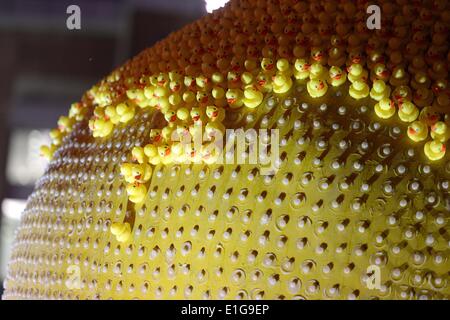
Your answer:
[0,0,215,296]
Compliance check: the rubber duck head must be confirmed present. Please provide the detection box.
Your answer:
[158,144,172,157]
[310,63,325,78]
[311,47,326,63]
[164,109,178,124]
[190,107,203,123]
[196,91,210,104]
[419,106,441,126]
[392,85,412,103]
[176,107,189,121]
[211,72,224,85]
[149,129,162,143]
[184,76,196,89]
[225,88,243,105]
[196,75,209,88]
[276,58,290,72]
[373,63,390,79]
[431,121,448,135]
[206,106,221,121]
[169,80,182,92]
[329,66,344,80]
[256,73,272,89]
[261,58,275,71]
[294,59,311,72]
[168,70,182,82]
[407,121,428,142]
[157,73,169,87]
[347,63,363,77]
[227,71,241,83]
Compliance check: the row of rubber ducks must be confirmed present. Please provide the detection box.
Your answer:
[42,57,448,165]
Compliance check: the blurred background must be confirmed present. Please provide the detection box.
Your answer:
[0,0,230,296]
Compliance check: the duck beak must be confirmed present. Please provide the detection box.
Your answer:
[227,98,236,104]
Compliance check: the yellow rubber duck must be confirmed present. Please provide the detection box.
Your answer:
[110,222,131,243]
[411,71,431,90]
[311,47,327,65]
[244,59,257,73]
[126,183,147,204]
[276,59,292,76]
[349,80,370,99]
[256,72,272,92]
[272,73,293,94]
[419,106,440,126]
[431,121,449,142]
[196,75,210,90]
[89,117,114,138]
[182,91,196,105]
[131,146,146,164]
[309,63,328,80]
[39,144,56,160]
[327,47,346,67]
[205,121,225,139]
[105,105,121,124]
[374,98,396,119]
[294,59,311,80]
[149,129,162,144]
[184,76,196,90]
[392,85,412,104]
[347,63,368,83]
[243,85,264,108]
[175,123,191,139]
[144,144,161,165]
[168,70,182,82]
[328,66,346,87]
[49,128,63,146]
[261,57,275,74]
[424,139,446,161]
[168,92,182,107]
[407,121,428,142]
[241,72,254,86]
[57,116,73,133]
[389,66,409,87]
[370,80,391,101]
[307,79,328,98]
[116,102,135,123]
[226,88,244,109]
[206,105,225,122]
[212,86,225,100]
[157,143,174,164]
[176,107,190,121]
[169,80,182,93]
[161,126,175,141]
[227,71,241,88]
[370,63,390,82]
[171,142,189,163]
[398,100,419,122]
[196,90,211,105]
[120,162,152,184]
[68,102,87,121]
[164,109,178,126]
[190,107,206,125]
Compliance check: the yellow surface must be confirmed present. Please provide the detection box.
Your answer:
[3,0,450,299]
